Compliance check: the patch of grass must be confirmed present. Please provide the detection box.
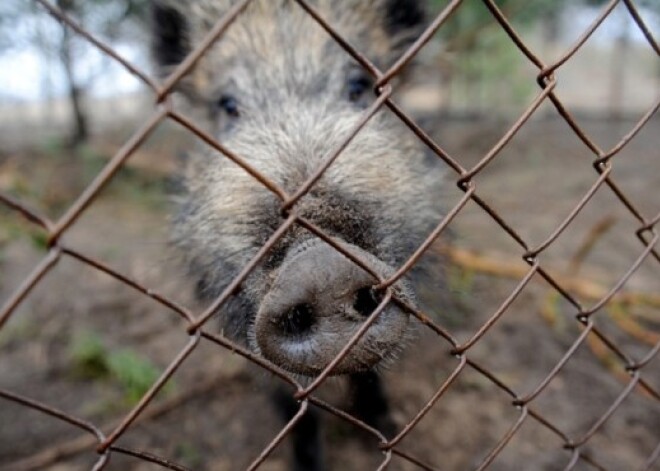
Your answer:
[70,332,110,379]
[107,349,171,405]
[40,136,67,157]
[28,230,49,251]
[69,331,175,406]
[174,442,203,468]
[0,216,49,251]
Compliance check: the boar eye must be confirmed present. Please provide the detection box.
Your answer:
[347,75,372,102]
[217,94,240,118]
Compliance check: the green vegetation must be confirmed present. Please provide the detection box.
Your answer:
[0,212,48,251]
[69,331,175,406]
[429,0,561,112]
[106,349,168,405]
[174,442,203,469]
[69,331,109,379]
[429,0,659,114]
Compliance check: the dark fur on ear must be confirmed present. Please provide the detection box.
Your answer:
[384,0,427,37]
[151,2,190,71]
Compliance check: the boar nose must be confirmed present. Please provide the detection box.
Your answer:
[253,243,411,377]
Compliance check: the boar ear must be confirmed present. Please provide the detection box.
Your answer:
[384,0,427,38]
[150,2,190,74]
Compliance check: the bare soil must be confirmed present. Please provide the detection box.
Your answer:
[0,116,658,471]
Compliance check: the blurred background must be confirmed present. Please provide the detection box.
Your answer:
[0,0,657,150]
[0,1,658,470]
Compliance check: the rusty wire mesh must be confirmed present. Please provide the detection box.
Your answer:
[0,0,658,470]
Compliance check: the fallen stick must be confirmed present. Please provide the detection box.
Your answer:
[440,244,660,309]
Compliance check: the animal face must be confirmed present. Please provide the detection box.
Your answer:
[152,0,443,376]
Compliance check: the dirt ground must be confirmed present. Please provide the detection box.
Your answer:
[0,114,658,471]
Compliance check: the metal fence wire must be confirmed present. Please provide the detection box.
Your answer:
[0,0,659,470]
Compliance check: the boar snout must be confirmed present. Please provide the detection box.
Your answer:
[254,242,412,377]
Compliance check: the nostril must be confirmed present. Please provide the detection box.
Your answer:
[278,303,315,337]
[353,287,383,317]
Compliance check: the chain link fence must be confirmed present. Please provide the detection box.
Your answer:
[0,0,658,469]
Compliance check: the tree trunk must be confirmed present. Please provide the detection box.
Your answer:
[57,0,88,148]
[66,80,88,146]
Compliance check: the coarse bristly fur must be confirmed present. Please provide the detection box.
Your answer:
[152,0,445,468]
